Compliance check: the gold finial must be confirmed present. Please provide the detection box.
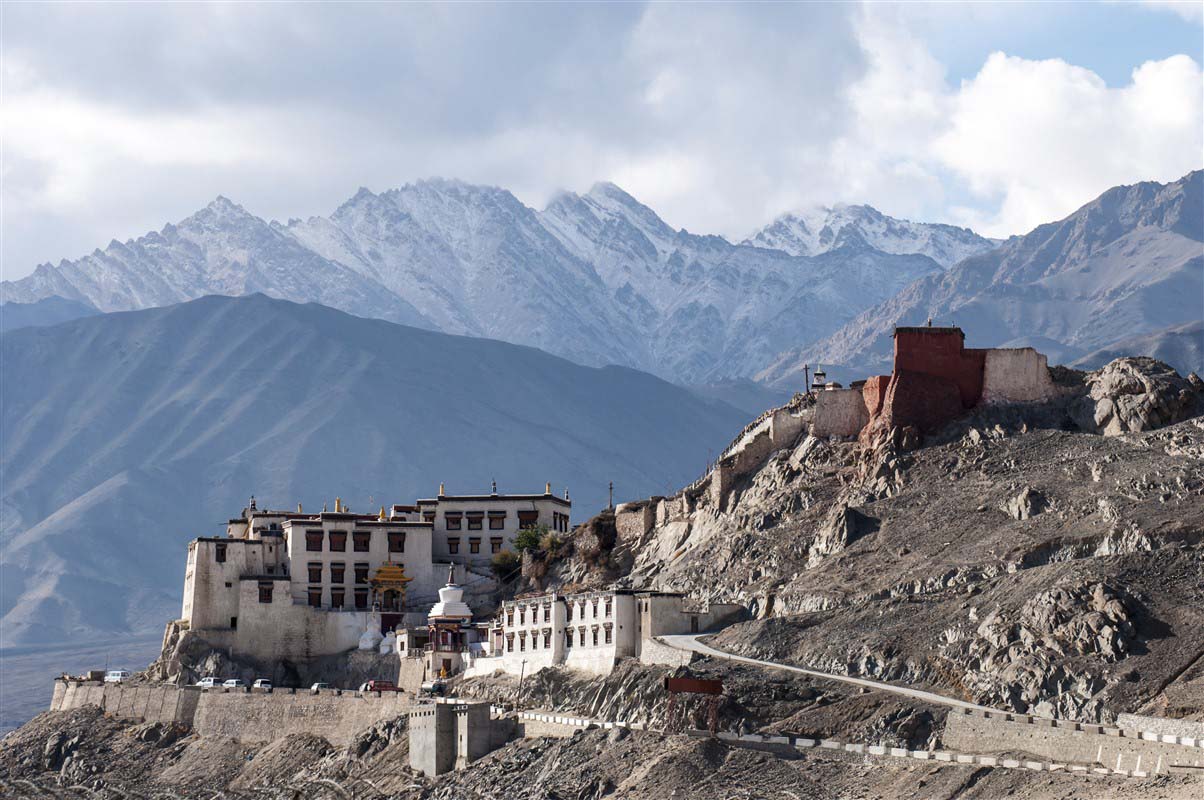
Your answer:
[335,496,342,513]
[439,482,445,497]
[545,481,551,494]
[297,503,303,513]
[379,506,386,521]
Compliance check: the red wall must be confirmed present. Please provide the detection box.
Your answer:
[892,328,985,409]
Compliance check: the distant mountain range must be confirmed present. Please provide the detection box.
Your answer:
[759,171,1204,385]
[1,181,996,385]
[0,294,747,646]
[0,297,99,333]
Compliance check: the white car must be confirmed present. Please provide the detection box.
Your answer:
[222,678,247,688]
[252,678,272,690]
[196,677,219,688]
[104,670,131,684]
[310,682,330,692]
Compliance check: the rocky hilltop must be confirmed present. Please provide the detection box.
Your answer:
[539,357,1204,724]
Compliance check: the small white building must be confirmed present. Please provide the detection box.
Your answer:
[464,588,744,678]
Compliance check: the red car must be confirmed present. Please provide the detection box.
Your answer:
[361,680,398,692]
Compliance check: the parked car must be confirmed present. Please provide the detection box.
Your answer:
[252,678,272,690]
[359,680,398,692]
[104,670,132,684]
[309,682,330,692]
[196,677,219,688]
[222,678,247,688]
[420,679,446,696]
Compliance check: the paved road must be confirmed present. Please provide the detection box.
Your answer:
[660,633,998,713]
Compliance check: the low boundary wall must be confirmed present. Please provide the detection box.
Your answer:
[51,680,411,746]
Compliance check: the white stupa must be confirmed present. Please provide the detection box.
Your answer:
[358,624,383,651]
[379,629,396,655]
[428,565,472,621]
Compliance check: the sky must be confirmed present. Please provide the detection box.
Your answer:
[2,1,1202,281]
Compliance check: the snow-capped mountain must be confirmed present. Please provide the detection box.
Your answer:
[744,204,1000,268]
[1,181,964,385]
[759,170,1204,385]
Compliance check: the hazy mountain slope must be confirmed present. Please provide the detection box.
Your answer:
[0,294,746,646]
[1073,320,1204,376]
[540,183,943,381]
[0,297,99,332]
[1,198,430,327]
[744,204,1000,267]
[2,181,967,384]
[761,171,1204,385]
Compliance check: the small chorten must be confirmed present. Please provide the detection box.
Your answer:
[428,565,472,621]
[358,624,383,651]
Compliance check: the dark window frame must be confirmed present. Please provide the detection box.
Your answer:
[305,530,323,552]
[353,531,371,552]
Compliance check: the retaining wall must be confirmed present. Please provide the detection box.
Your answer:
[981,348,1056,405]
[811,389,869,438]
[1116,713,1204,742]
[943,708,1202,772]
[51,680,411,746]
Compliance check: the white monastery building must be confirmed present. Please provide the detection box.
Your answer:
[180,485,570,664]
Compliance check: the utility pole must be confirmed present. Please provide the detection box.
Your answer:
[608,481,613,510]
[518,659,528,697]
[803,363,810,395]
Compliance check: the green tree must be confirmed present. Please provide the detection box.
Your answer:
[513,524,549,553]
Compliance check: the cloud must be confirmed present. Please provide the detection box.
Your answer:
[1141,1,1204,23]
[1,2,1201,278]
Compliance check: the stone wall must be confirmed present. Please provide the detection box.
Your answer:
[614,501,657,541]
[811,389,869,438]
[942,708,1202,770]
[1116,714,1204,742]
[981,348,1057,405]
[50,680,410,746]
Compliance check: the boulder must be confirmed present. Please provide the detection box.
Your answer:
[1071,357,1202,436]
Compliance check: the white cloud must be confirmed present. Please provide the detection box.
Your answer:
[1141,0,1204,23]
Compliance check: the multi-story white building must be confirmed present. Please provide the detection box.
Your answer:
[464,588,744,678]
[179,485,570,664]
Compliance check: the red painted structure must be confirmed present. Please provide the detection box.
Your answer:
[861,326,991,438]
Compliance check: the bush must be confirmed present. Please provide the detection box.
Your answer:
[491,550,520,579]
[513,524,548,553]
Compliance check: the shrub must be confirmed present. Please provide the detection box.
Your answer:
[513,524,548,553]
[491,550,520,579]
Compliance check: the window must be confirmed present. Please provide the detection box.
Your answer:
[517,510,539,528]
[469,538,481,554]
[330,563,345,584]
[579,628,586,646]
[448,538,460,555]
[266,565,275,575]
[353,531,371,552]
[214,543,227,563]
[467,512,483,531]
[592,628,599,646]
[258,582,273,603]
[506,611,514,627]
[308,587,322,607]
[488,511,505,530]
[329,530,347,552]
[604,625,613,644]
[565,630,574,648]
[423,511,436,523]
[543,605,551,623]
[388,531,405,553]
[354,589,368,609]
[530,634,537,650]
[307,562,322,583]
[490,537,502,554]
[519,607,525,625]
[605,599,612,617]
[331,589,345,609]
[592,600,598,618]
[519,634,526,652]
[230,616,238,630]
[445,513,462,531]
[354,563,369,584]
[543,631,551,649]
[506,635,514,653]
[305,530,323,552]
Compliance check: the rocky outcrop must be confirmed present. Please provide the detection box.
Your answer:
[1072,357,1202,436]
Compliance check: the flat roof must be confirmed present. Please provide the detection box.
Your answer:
[415,494,570,506]
[894,326,964,337]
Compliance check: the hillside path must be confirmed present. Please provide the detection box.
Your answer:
[660,633,997,713]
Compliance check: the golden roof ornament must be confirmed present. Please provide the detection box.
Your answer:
[379,506,386,521]
[545,481,551,494]
[297,503,303,513]
[439,482,445,496]
[335,497,342,513]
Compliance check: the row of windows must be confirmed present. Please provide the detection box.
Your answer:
[507,604,553,627]
[304,529,405,553]
[301,586,371,609]
[504,625,611,652]
[505,597,613,628]
[551,512,569,533]
[447,536,503,555]
[306,562,373,584]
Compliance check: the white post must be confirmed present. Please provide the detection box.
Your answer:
[1115,752,1122,771]
[1155,755,1163,775]
[1134,754,1141,774]
[1096,744,1103,764]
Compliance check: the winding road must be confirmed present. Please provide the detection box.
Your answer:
[660,633,997,713]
